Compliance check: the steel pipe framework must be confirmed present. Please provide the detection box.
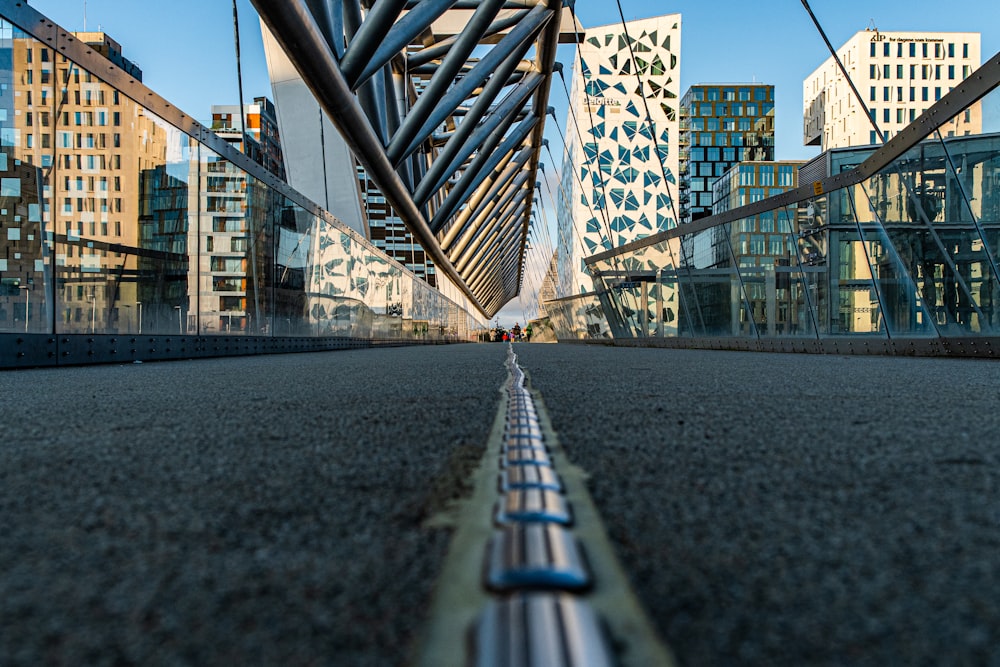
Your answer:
[252,0,581,317]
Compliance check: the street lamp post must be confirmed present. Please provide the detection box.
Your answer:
[174,305,182,334]
[90,295,97,334]
[19,285,29,333]
[136,301,142,334]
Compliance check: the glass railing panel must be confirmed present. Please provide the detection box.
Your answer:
[862,138,987,335]
[545,293,611,339]
[196,149,270,335]
[42,56,196,335]
[775,203,821,337]
[675,227,740,337]
[933,85,1000,333]
[0,21,53,333]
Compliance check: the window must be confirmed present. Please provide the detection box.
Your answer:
[897,87,903,102]
[934,87,941,101]
[909,87,915,101]
[922,43,928,58]
[935,65,941,80]
[883,108,890,123]
[870,42,876,57]
[870,130,878,144]
[883,64,890,79]
[883,87,890,101]
[922,87,928,101]
[870,86,877,102]
[948,43,955,58]
[870,64,877,79]
[948,65,955,80]
[962,43,968,58]
[897,64,903,79]
[883,43,890,57]
[910,43,916,57]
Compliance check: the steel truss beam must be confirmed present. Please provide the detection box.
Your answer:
[253,0,581,317]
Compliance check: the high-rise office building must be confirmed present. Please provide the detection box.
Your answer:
[803,29,981,150]
[678,84,774,224]
[556,14,681,296]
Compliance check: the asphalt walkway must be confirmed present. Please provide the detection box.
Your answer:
[2,343,999,665]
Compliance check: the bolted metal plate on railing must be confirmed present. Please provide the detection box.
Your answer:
[500,464,563,493]
[503,445,552,467]
[496,488,571,525]
[469,592,614,667]
[485,523,591,592]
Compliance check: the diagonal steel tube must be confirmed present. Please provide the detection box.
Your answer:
[413,70,541,206]
[252,0,487,314]
[304,0,346,58]
[340,0,410,89]
[429,114,537,231]
[455,187,530,270]
[463,203,528,285]
[441,147,531,248]
[406,8,531,68]
[384,0,508,165]
[469,245,521,295]
[451,175,530,265]
[354,0,463,85]
[388,4,551,166]
[449,172,530,263]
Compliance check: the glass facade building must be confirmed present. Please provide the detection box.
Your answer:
[0,8,484,366]
[545,55,1000,352]
[679,84,775,224]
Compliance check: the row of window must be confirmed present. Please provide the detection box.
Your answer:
[870,41,969,60]
[688,117,763,132]
[23,109,122,127]
[61,197,123,214]
[62,220,123,237]
[870,63,971,81]
[870,84,956,104]
[690,132,775,148]
[688,102,772,118]
[19,89,124,112]
[686,87,771,103]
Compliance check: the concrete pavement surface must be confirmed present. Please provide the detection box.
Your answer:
[514,343,1000,666]
[0,345,507,666]
[3,342,1000,665]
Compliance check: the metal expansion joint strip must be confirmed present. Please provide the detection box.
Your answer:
[469,344,614,667]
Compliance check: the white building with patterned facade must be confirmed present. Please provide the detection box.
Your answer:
[556,14,681,296]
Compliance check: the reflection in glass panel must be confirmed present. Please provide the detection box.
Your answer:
[863,139,994,334]
[45,56,194,335]
[1,22,52,333]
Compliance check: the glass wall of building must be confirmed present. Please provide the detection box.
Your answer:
[0,16,484,344]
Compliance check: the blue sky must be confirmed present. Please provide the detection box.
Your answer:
[30,0,1000,161]
[25,0,1000,324]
